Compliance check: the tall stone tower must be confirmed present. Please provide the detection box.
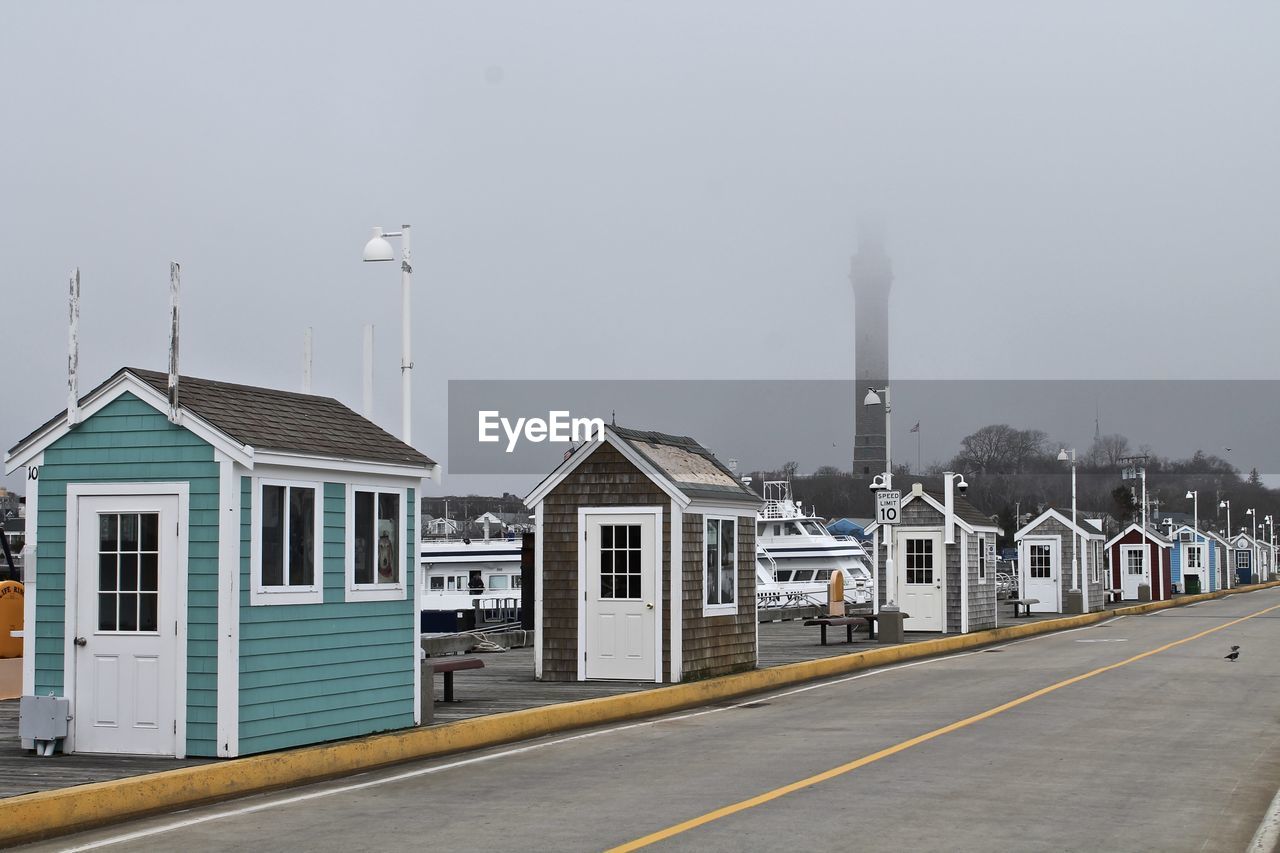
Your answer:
[850,226,893,478]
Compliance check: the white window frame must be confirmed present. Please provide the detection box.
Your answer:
[344,483,408,602]
[976,534,988,584]
[251,476,324,606]
[1185,543,1204,571]
[703,515,738,616]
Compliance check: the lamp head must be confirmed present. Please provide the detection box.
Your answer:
[1186,490,1195,499]
[362,226,395,262]
[1219,500,1229,509]
[1247,508,1255,516]
[1056,448,1069,462]
[869,473,886,490]
[862,388,882,407]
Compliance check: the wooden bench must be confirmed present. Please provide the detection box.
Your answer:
[804,616,869,645]
[427,657,485,702]
[1006,598,1040,618]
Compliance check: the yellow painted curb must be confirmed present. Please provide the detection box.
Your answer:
[2,580,1277,846]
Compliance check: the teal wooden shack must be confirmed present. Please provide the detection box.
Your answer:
[4,367,437,758]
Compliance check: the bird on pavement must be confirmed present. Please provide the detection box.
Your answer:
[1225,648,1240,662]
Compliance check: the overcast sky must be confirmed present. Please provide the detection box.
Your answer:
[3,2,1278,497]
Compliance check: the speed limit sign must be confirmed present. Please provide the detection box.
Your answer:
[876,490,901,525]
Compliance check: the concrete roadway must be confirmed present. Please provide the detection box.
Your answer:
[22,588,1280,853]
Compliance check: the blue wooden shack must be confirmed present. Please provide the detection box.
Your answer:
[4,367,437,758]
[1168,524,1224,594]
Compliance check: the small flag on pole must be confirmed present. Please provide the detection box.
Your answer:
[910,421,920,433]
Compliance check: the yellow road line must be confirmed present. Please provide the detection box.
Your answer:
[608,600,1280,852]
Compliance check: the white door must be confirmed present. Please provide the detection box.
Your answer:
[896,532,944,632]
[74,495,180,755]
[583,514,657,681]
[1022,539,1060,612]
[1120,545,1147,600]
[1182,543,1207,593]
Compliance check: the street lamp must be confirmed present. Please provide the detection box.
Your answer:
[362,225,414,444]
[1220,499,1232,587]
[1246,508,1258,581]
[863,386,895,609]
[1057,448,1083,612]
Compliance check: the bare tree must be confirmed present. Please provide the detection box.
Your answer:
[1085,433,1131,468]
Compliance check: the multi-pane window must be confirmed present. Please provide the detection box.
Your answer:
[261,483,315,587]
[905,538,934,585]
[600,524,642,599]
[977,535,988,582]
[1029,544,1052,579]
[1186,546,1203,570]
[1127,550,1144,575]
[705,518,737,608]
[97,513,159,633]
[1236,551,1251,569]
[353,490,400,586]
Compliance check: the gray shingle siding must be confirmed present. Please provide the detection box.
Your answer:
[1017,514,1107,611]
[872,496,997,633]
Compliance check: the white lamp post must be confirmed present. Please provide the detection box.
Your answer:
[1246,508,1258,581]
[863,386,894,608]
[1219,499,1232,587]
[1058,448,1083,612]
[363,225,414,444]
[1186,490,1198,534]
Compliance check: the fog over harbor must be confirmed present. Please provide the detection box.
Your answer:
[3,2,1278,496]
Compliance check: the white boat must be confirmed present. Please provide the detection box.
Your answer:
[418,537,524,632]
[755,481,873,608]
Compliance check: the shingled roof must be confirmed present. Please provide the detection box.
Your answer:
[609,425,760,505]
[9,367,435,470]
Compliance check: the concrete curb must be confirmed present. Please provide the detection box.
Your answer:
[3,581,1277,847]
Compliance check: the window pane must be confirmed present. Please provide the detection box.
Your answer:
[600,574,615,598]
[628,525,640,548]
[140,553,158,592]
[120,554,138,591]
[721,520,736,604]
[429,576,444,590]
[489,575,509,590]
[354,491,374,584]
[118,593,138,632]
[99,514,118,551]
[120,514,139,552]
[628,576,641,599]
[377,493,400,584]
[601,525,613,548]
[98,593,117,631]
[99,554,117,593]
[139,593,158,632]
[289,487,315,586]
[262,485,285,586]
[140,513,158,552]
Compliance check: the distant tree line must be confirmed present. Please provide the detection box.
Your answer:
[747,425,1279,549]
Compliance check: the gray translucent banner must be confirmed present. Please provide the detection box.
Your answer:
[447,379,1280,479]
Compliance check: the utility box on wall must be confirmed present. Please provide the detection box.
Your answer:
[18,695,70,741]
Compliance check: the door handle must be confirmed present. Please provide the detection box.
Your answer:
[74,636,87,647]
[645,602,654,610]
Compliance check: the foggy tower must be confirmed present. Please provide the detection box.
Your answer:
[851,227,893,478]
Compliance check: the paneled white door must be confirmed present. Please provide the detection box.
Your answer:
[1022,539,1060,612]
[896,531,944,632]
[583,514,656,681]
[74,494,180,755]
[1120,545,1147,600]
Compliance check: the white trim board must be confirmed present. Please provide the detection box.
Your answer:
[215,456,241,758]
[6,372,253,473]
[526,432,687,510]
